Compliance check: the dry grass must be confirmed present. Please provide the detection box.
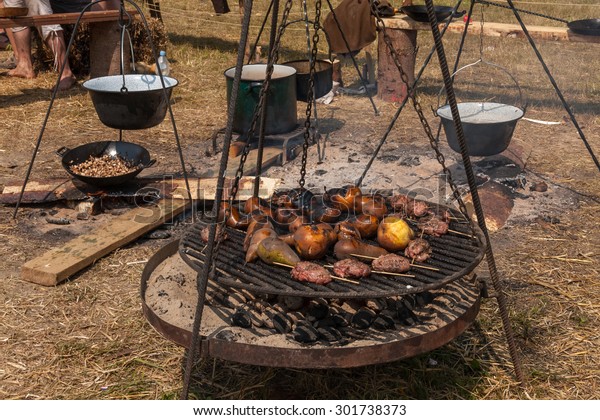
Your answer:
[0,0,600,400]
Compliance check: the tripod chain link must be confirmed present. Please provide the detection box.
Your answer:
[228,0,295,203]
[299,0,322,189]
[370,4,477,239]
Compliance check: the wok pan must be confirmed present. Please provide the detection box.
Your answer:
[400,6,465,23]
[57,141,156,187]
[567,19,600,36]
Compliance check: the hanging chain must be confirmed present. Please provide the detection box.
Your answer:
[298,0,322,189]
[228,0,295,203]
[370,3,477,239]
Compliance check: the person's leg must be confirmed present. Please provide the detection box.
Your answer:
[44,29,76,90]
[8,27,35,78]
[92,0,119,11]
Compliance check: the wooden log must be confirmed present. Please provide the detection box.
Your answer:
[21,198,190,286]
[382,16,600,44]
[377,27,417,103]
[90,21,130,77]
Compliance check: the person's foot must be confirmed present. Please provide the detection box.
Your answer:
[56,75,76,91]
[0,55,16,70]
[8,65,35,79]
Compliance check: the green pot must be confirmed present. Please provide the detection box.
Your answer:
[225,64,298,135]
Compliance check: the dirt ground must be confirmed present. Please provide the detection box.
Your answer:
[1,3,600,400]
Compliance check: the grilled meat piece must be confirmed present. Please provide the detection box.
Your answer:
[333,238,388,260]
[417,215,449,237]
[200,224,227,243]
[404,238,432,262]
[372,253,411,273]
[291,261,332,285]
[333,258,371,279]
[389,195,429,217]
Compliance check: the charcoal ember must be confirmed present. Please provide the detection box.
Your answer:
[326,306,351,327]
[372,314,395,330]
[145,229,171,239]
[287,311,306,326]
[223,291,247,308]
[215,329,237,342]
[338,326,367,340]
[396,301,418,326]
[277,295,305,311]
[306,299,330,321]
[241,304,267,328]
[317,326,343,342]
[271,312,293,334]
[351,307,377,329]
[331,313,350,327]
[364,299,386,312]
[416,291,434,306]
[231,308,253,328]
[313,316,337,329]
[293,324,319,343]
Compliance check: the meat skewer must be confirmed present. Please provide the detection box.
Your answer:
[324,264,416,278]
[271,261,360,285]
[349,253,439,271]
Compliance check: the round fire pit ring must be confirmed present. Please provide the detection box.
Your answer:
[142,240,482,369]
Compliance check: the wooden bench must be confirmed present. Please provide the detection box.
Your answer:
[0,10,140,77]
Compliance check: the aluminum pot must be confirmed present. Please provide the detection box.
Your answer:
[83,74,178,130]
[57,141,156,187]
[437,102,524,156]
[224,64,297,135]
[283,59,333,102]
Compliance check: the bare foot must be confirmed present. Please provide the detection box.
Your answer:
[8,66,35,79]
[56,75,76,91]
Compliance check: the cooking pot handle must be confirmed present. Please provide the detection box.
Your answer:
[245,82,263,94]
[435,59,525,113]
[56,146,70,157]
[144,159,157,168]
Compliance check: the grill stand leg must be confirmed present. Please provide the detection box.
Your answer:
[424,0,525,386]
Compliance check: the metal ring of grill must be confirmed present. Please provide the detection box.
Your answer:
[179,205,486,299]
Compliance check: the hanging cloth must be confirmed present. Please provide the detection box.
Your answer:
[323,0,377,54]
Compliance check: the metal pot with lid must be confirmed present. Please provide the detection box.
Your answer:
[224,64,298,136]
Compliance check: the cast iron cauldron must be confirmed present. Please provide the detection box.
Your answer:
[225,64,297,135]
[436,102,524,156]
[283,60,333,102]
[567,19,600,36]
[83,74,178,130]
[57,141,156,187]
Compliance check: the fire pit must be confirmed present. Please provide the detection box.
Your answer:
[142,240,482,369]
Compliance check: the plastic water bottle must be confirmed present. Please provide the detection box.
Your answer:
[156,50,170,77]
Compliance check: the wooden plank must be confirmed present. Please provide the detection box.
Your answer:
[382,16,600,44]
[0,10,138,29]
[1,176,281,204]
[21,198,189,286]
